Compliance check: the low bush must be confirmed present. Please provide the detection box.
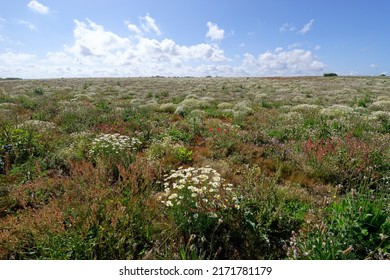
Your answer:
[289,187,390,260]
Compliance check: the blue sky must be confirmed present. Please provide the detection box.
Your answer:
[0,0,389,78]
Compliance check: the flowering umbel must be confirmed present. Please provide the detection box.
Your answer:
[89,133,141,157]
[159,166,241,220]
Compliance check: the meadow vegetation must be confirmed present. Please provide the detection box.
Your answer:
[0,76,389,259]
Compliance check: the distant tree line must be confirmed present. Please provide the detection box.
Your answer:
[323,73,387,77]
[323,73,338,77]
[0,77,23,80]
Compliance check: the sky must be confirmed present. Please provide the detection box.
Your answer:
[0,0,389,78]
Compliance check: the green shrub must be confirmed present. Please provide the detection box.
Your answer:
[167,128,192,144]
[206,124,241,158]
[300,134,385,189]
[175,147,193,163]
[58,103,100,133]
[16,95,38,110]
[0,126,44,173]
[33,87,45,96]
[37,198,153,259]
[357,91,372,108]
[95,100,111,113]
[289,187,390,259]
[236,166,311,259]
[145,137,183,167]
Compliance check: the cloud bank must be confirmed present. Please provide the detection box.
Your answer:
[0,15,325,78]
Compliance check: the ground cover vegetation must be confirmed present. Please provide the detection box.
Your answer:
[0,76,389,259]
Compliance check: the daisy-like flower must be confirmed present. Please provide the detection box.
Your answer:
[159,166,242,222]
[89,133,141,158]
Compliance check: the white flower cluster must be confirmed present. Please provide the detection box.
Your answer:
[160,166,240,219]
[18,120,57,132]
[291,104,320,113]
[89,133,141,157]
[320,104,354,117]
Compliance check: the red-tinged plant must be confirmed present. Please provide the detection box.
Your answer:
[206,124,240,158]
[301,133,376,188]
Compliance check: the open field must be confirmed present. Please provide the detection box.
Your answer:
[0,76,389,259]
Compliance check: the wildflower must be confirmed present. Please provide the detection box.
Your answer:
[89,133,141,158]
[191,177,199,184]
[209,212,218,218]
[160,166,241,217]
[379,233,388,241]
[166,201,173,207]
[198,174,208,181]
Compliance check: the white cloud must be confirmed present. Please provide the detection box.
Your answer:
[315,45,321,50]
[279,23,295,33]
[60,18,228,76]
[177,43,227,62]
[275,47,283,53]
[140,13,161,35]
[0,51,36,64]
[67,19,131,57]
[0,17,7,29]
[16,19,38,31]
[288,43,302,49]
[46,51,72,64]
[241,48,326,76]
[27,1,50,15]
[370,64,378,69]
[299,19,314,35]
[206,22,225,41]
[0,17,327,78]
[0,35,23,46]
[126,23,142,35]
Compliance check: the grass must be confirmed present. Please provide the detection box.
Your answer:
[0,76,389,260]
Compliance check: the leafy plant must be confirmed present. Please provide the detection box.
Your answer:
[0,127,43,174]
[301,134,381,189]
[175,147,193,163]
[33,87,45,96]
[289,187,390,260]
